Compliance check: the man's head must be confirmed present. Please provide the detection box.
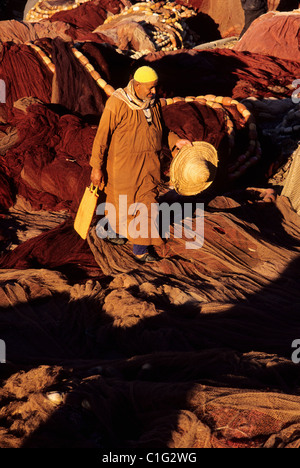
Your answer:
[133,66,158,101]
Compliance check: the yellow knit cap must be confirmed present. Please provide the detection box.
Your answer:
[133,66,158,83]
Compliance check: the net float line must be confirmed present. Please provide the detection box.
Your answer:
[102,1,197,51]
[26,41,260,183]
[104,1,196,26]
[25,0,90,22]
[70,46,115,97]
[275,105,300,136]
[160,94,261,180]
[26,41,56,74]
[69,47,260,182]
[27,41,115,97]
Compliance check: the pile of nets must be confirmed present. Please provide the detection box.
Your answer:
[235,9,300,62]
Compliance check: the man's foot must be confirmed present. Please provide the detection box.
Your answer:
[96,223,127,245]
[134,250,160,263]
[135,253,159,263]
[105,235,128,245]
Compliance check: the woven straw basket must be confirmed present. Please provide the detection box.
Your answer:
[170,141,218,196]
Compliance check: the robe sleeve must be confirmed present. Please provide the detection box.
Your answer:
[89,97,119,170]
[168,131,181,158]
[159,100,179,155]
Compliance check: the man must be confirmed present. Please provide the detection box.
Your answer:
[240,0,268,37]
[90,66,190,262]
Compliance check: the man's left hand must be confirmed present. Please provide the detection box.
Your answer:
[175,139,192,150]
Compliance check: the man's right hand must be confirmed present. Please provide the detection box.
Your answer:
[91,167,105,188]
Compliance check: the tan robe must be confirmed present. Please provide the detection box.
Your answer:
[90,94,164,246]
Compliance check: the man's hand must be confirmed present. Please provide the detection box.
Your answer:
[175,139,192,150]
[91,167,105,188]
[171,139,192,157]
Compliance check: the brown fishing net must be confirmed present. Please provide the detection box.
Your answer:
[1,0,300,450]
[1,191,300,448]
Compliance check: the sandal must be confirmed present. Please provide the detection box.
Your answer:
[105,235,128,245]
[134,252,160,263]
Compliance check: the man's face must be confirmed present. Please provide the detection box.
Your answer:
[134,80,158,101]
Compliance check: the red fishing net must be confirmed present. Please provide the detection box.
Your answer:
[235,10,300,62]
